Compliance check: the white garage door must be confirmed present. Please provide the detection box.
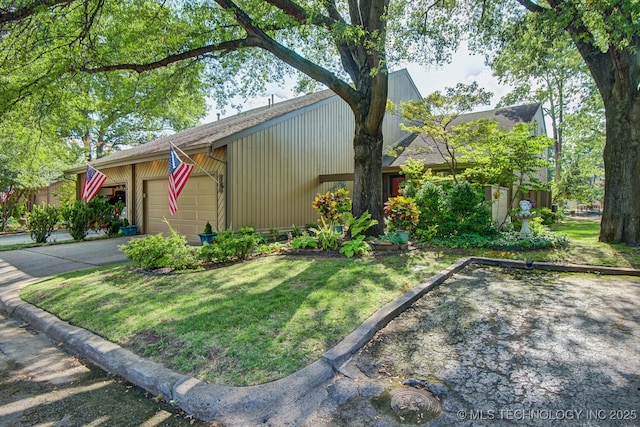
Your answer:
[144,176,220,242]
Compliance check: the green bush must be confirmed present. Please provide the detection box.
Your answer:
[411,181,496,240]
[534,207,561,225]
[60,198,116,241]
[199,229,260,263]
[119,224,198,270]
[28,204,60,243]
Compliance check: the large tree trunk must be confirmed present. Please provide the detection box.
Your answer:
[352,119,385,235]
[350,65,388,236]
[574,43,640,245]
[599,95,640,244]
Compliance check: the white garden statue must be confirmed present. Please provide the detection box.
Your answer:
[519,199,532,216]
[519,199,533,238]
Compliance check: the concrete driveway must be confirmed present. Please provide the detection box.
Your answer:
[0,236,129,287]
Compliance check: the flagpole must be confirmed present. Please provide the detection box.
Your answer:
[169,142,220,185]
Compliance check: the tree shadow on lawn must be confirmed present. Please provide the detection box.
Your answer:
[111,256,416,386]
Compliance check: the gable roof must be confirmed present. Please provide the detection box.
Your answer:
[68,69,420,173]
[68,89,336,172]
[383,103,543,168]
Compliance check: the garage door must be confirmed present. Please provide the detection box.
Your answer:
[144,176,221,242]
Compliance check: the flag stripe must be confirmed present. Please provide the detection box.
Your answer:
[81,166,108,201]
[168,147,194,215]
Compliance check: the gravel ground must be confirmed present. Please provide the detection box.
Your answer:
[308,266,640,426]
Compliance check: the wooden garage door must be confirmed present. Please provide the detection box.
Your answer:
[144,176,220,242]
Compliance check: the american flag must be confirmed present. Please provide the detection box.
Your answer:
[0,189,14,203]
[81,165,108,201]
[168,146,194,215]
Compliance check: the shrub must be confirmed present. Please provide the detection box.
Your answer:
[312,188,352,224]
[61,200,96,241]
[383,196,420,232]
[28,204,60,243]
[119,223,198,270]
[199,229,260,263]
[534,207,561,225]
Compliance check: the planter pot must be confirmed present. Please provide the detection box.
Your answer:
[331,225,344,234]
[395,230,410,244]
[119,225,138,236]
[198,232,217,245]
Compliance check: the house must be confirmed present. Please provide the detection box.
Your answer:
[66,70,422,242]
[381,103,551,214]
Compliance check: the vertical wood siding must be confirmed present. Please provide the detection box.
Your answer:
[228,71,421,231]
[135,148,226,239]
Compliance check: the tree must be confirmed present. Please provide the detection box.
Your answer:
[474,0,640,244]
[488,12,592,183]
[0,99,79,230]
[461,122,552,223]
[391,82,494,183]
[57,67,209,160]
[0,0,464,236]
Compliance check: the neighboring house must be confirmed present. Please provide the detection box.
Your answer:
[66,69,422,242]
[28,179,73,210]
[382,103,551,210]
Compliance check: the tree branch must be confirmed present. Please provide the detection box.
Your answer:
[515,0,548,13]
[215,0,359,110]
[0,0,74,25]
[81,38,261,73]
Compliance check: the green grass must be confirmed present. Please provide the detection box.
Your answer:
[21,252,457,386]
[19,218,640,387]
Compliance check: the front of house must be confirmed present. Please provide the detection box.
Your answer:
[66,71,550,242]
[67,70,422,242]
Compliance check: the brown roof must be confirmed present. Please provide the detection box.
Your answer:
[69,89,336,172]
[384,103,542,168]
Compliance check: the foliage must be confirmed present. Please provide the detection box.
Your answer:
[199,229,261,263]
[430,229,568,251]
[291,234,318,250]
[119,222,198,270]
[309,221,341,251]
[391,82,494,183]
[341,210,379,238]
[203,221,213,235]
[534,208,561,226]
[339,235,371,258]
[312,189,352,224]
[61,199,113,240]
[410,181,496,240]
[487,12,593,183]
[384,196,421,232]
[28,204,60,244]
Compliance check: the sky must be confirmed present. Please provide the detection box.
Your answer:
[204,43,513,123]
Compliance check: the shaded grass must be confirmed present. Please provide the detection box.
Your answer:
[18,219,640,388]
[21,253,456,386]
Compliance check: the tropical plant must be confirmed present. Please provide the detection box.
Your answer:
[339,236,371,258]
[312,188,352,225]
[309,221,341,251]
[291,234,318,249]
[383,196,421,232]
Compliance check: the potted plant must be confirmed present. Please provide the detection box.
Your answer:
[312,188,352,233]
[119,218,138,236]
[199,221,217,245]
[383,196,421,244]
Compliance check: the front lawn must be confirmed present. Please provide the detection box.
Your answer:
[21,252,456,386]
